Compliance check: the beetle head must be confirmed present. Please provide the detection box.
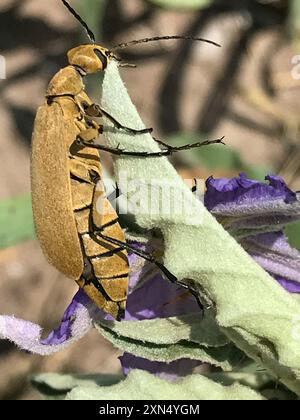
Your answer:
[67,45,118,75]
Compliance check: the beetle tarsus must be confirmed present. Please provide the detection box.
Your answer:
[153,136,226,153]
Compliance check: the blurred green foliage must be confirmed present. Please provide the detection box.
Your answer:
[75,0,105,41]
[146,0,213,9]
[75,0,106,92]
[285,222,300,251]
[0,195,35,250]
[167,133,272,181]
[290,0,300,47]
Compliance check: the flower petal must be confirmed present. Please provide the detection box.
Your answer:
[205,174,300,233]
[0,290,93,355]
[125,271,199,321]
[125,241,200,321]
[241,231,300,291]
[205,173,297,210]
[119,353,201,381]
[115,243,202,380]
[275,277,300,294]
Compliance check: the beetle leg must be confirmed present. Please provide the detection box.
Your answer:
[83,104,153,135]
[76,136,225,158]
[106,183,121,203]
[75,115,225,157]
[76,125,100,143]
[93,230,202,309]
[76,118,225,160]
[94,230,179,284]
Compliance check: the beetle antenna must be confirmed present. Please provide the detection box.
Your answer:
[112,35,221,51]
[61,0,96,43]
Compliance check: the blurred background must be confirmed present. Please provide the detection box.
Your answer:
[0,0,300,399]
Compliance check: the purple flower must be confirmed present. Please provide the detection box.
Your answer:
[205,174,296,211]
[124,269,199,322]
[241,231,300,292]
[206,173,300,294]
[41,290,95,346]
[205,173,300,233]
[0,246,198,363]
[120,174,300,377]
[0,289,93,355]
[117,255,201,380]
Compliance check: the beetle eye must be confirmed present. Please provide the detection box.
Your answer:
[94,49,108,69]
[82,102,89,110]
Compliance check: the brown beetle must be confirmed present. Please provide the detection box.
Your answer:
[31,0,222,320]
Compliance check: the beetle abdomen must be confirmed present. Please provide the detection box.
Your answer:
[70,154,129,320]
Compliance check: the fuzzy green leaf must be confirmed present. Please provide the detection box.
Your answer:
[97,322,242,371]
[32,373,123,400]
[204,370,297,400]
[33,373,122,391]
[96,312,228,347]
[66,370,265,400]
[205,370,272,390]
[101,62,300,396]
[0,194,35,249]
